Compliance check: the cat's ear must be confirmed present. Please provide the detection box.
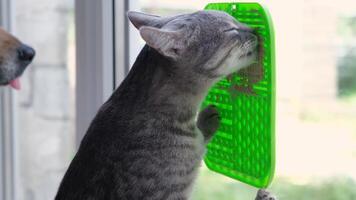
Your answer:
[127,11,161,29]
[139,26,184,60]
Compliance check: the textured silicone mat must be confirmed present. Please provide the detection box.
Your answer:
[202,2,276,188]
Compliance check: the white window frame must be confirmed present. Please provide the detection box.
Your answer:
[114,0,130,85]
[0,0,16,199]
[75,0,129,146]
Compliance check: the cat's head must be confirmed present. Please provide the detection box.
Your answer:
[128,10,257,79]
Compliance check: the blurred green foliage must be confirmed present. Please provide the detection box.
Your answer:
[192,166,356,200]
[272,177,356,200]
[338,47,356,97]
[338,17,356,97]
[338,16,356,37]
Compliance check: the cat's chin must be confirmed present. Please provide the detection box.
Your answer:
[236,51,258,70]
[243,48,258,61]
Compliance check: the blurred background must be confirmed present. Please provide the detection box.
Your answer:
[0,0,356,199]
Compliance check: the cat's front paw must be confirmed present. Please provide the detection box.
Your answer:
[255,189,277,200]
[197,104,220,143]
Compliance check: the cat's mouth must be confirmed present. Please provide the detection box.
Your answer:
[239,49,257,60]
[239,50,254,58]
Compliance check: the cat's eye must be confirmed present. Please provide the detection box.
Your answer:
[223,28,239,34]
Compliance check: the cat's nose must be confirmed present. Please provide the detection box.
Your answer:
[240,31,257,42]
[237,24,256,41]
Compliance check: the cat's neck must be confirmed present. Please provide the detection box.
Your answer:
[112,45,213,120]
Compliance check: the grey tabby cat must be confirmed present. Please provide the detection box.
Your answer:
[55,10,275,200]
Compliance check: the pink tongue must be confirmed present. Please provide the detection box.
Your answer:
[9,78,21,90]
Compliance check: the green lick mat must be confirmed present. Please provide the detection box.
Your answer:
[202,2,276,188]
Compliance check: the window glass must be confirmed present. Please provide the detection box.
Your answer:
[14,0,75,199]
[128,0,356,199]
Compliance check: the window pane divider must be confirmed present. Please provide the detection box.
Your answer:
[0,0,17,199]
